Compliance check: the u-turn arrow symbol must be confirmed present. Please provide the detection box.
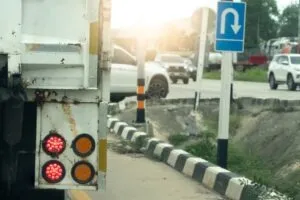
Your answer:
[220,8,241,35]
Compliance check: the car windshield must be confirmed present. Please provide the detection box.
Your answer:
[161,55,184,63]
[290,56,300,64]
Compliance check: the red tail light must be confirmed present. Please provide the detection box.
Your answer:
[42,132,66,156]
[42,160,66,183]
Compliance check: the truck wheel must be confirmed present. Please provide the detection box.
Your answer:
[287,74,297,91]
[147,78,168,99]
[171,78,178,84]
[183,78,189,84]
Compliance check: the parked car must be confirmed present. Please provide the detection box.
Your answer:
[110,45,171,102]
[155,53,190,84]
[268,54,300,91]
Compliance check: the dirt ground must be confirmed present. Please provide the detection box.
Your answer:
[116,101,300,195]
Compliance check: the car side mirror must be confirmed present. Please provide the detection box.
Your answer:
[282,61,289,65]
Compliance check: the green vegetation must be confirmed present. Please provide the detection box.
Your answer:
[203,67,268,83]
[184,117,272,187]
[167,113,297,199]
[168,134,189,146]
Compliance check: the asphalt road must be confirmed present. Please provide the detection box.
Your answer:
[69,149,223,200]
[126,79,300,101]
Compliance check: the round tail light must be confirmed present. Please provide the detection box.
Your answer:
[42,160,66,183]
[71,161,95,184]
[42,132,66,156]
[72,134,95,157]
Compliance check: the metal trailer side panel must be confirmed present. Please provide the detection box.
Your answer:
[0,0,101,89]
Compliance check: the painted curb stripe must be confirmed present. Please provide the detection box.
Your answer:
[126,129,136,140]
[117,124,128,135]
[214,172,240,196]
[174,153,193,172]
[146,140,162,155]
[161,146,174,163]
[192,162,216,183]
[110,120,118,129]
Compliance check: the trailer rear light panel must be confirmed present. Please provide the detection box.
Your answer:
[35,103,99,190]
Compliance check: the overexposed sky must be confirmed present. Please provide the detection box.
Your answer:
[112,0,295,28]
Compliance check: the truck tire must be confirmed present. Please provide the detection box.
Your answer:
[147,78,168,99]
[171,78,178,84]
[183,78,189,84]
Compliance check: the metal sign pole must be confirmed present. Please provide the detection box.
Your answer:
[194,8,209,110]
[215,0,246,169]
[217,52,232,169]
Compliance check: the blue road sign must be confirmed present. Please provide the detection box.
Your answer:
[215,1,246,52]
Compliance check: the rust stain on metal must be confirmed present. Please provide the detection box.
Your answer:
[62,103,78,137]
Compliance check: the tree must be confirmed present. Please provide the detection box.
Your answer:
[243,0,279,48]
[279,4,298,37]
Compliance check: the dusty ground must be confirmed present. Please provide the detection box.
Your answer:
[84,135,224,200]
[116,101,300,197]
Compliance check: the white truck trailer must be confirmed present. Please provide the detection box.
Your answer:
[0,0,111,199]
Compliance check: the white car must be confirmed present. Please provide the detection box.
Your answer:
[110,45,171,102]
[268,54,300,91]
[155,54,190,84]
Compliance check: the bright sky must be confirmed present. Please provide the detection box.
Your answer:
[111,0,295,28]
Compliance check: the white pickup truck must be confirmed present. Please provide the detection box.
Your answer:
[110,45,171,102]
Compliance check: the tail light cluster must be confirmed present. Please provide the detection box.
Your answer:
[41,131,96,185]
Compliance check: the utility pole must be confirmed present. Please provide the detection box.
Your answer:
[136,30,146,123]
[194,8,209,110]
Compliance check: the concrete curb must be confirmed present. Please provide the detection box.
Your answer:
[107,117,292,200]
[108,97,300,115]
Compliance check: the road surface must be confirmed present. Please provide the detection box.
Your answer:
[170,79,300,100]
[126,79,300,102]
[69,150,223,200]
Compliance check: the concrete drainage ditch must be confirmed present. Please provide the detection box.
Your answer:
[107,97,300,199]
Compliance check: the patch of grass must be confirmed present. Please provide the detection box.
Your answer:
[203,67,268,82]
[235,67,268,82]
[273,169,300,199]
[229,114,241,136]
[203,114,241,136]
[203,70,221,80]
[185,130,217,163]
[228,145,272,186]
[168,134,189,146]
